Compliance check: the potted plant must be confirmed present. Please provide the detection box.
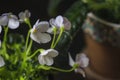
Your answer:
[81,0,120,79]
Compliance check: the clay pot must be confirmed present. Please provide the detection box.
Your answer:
[82,13,120,79]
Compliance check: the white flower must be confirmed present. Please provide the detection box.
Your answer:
[18,10,31,22]
[0,56,5,67]
[30,19,51,44]
[68,53,89,77]
[76,53,89,68]
[49,15,71,33]
[8,18,19,29]
[38,49,58,65]
[0,13,20,29]
[0,14,8,26]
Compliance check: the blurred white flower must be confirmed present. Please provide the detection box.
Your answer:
[30,19,51,44]
[18,10,31,22]
[0,13,19,29]
[48,15,71,33]
[68,53,89,77]
[38,49,58,66]
[76,53,89,68]
[0,56,5,67]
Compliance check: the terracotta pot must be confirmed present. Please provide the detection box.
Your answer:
[82,13,120,79]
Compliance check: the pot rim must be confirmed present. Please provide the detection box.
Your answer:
[87,12,120,28]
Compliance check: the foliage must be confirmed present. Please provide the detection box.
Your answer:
[83,0,120,23]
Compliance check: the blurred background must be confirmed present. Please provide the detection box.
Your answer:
[0,0,86,80]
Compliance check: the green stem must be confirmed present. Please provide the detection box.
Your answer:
[50,27,57,48]
[3,27,9,59]
[27,49,42,60]
[50,66,76,72]
[39,64,79,72]
[25,30,31,50]
[53,27,64,48]
[26,40,33,56]
[25,18,32,29]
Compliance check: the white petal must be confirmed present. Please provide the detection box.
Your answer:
[47,27,54,34]
[63,17,71,30]
[68,53,75,67]
[0,26,2,33]
[30,30,42,43]
[38,33,51,43]
[35,21,49,32]
[30,31,51,44]
[44,56,54,65]
[38,54,46,65]
[24,10,31,18]
[55,15,63,27]
[40,50,49,56]
[8,18,19,29]
[0,56,5,67]
[47,49,59,57]
[76,53,89,68]
[75,68,86,77]
[49,18,55,26]
[33,19,40,29]
[0,15,8,26]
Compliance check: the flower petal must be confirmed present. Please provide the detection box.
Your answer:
[34,21,49,32]
[38,54,46,65]
[47,49,59,57]
[30,31,51,44]
[24,10,31,18]
[55,15,63,27]
[44,56,54,65]
[0,15,8,26]
[68,53,75,67]
[8,18,19,29]
[30,30,42,43]
[76,53,89,68]
[63,17,71,30]
[0,56,5,67]
[75,68,86,77]
[47,27,54,34]
[49,18,55,27]
[39,33,51,43]
[19,10,31,22]
[0,25,2,33]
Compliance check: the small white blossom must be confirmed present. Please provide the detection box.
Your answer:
[76,53,89,68]
[8,18,19,29]
[0,13,20,29]
[0,56,5,67]
[49,15,71,33]
[38,49,58,65]
[68,53,89,77]
[18,10,31,22]
[30,20,51,44]
[0,14,8,26]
